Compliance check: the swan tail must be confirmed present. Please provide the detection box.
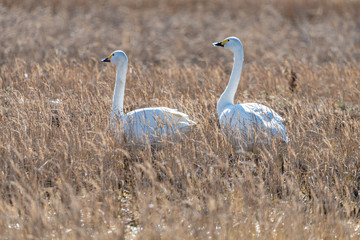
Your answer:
[161,108,196,126]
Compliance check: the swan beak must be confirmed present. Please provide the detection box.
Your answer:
[101,57,110,62]
[213,39,229,47]
[213,41,224,47]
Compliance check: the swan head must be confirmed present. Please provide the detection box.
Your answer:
[213,37,243,52]
[101,50,128,66]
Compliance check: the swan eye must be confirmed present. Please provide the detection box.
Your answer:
[112,53,115,56]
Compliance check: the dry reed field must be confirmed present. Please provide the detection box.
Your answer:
[1,0,360,239]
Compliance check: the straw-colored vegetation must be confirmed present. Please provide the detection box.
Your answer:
[1,0,360,239]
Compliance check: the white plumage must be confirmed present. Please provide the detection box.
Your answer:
[213,37,289,152]
[102,50,195,145]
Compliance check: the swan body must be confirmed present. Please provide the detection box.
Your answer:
[213,37,288,152]
[102,50,195,145]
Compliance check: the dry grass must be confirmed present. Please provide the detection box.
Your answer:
[1,0,360,239]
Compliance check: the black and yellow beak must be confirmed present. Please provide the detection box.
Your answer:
[212,39,229,47]
[101,54,112,62]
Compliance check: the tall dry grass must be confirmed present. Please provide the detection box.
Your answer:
[1,0,360,239]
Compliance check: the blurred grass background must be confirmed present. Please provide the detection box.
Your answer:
[1,0,359,66]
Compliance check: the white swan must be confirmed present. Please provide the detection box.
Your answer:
[213,37,289,153]
[102,50,196,145]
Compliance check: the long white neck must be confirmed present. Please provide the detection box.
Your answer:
[112,62,128,117]
[217,48,244,117]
